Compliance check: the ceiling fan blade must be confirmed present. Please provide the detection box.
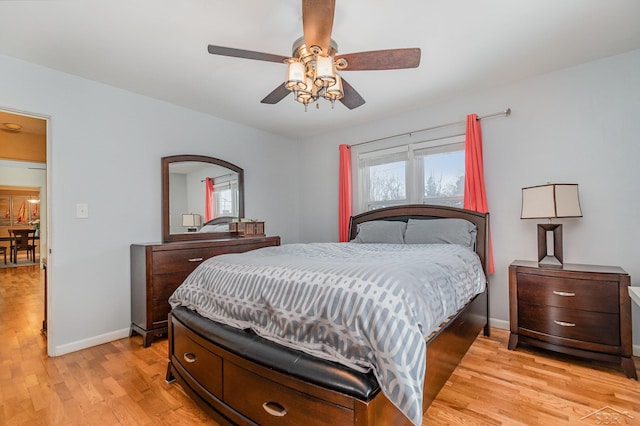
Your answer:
[302,0,335,55]
[336,48,421,71]
[261,84,291,104]
[208,45,288,64]
[339,78,365,110]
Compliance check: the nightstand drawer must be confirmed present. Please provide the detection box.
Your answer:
[516,273,618,314]
[518,302,620,346]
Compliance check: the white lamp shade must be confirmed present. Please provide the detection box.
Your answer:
[325,74,344,100]
[182,213,202,227]
[521,184,582,219]
[296,76,315,103]
[314,55,336,87]
[285,61,306,91]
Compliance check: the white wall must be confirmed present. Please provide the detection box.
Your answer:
[0,54,300,356]
[298,49,640,351]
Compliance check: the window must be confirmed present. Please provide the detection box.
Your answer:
[212,177,238,216]
[357,136,465,212]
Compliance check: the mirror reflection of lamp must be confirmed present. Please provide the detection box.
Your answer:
[182,213,202,232]
[521,183,583,268]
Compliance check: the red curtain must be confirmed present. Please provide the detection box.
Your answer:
[464,114,494,273]
[338,144,352,242]
[205,177,214,222]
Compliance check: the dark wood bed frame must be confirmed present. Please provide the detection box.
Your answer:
[166,205,490,425]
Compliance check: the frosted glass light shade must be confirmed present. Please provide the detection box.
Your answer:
[296,76,315,103]
[314,56,336,87]
[325,74,344,100]
[285,61,306,91]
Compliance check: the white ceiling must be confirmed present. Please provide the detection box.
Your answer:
[1,1,639,139]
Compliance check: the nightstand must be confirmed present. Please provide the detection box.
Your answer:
[508,260,636,379]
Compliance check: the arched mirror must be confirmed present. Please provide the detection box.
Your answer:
[162,155,244,242]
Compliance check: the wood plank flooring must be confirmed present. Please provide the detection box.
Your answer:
[1,265,638,425]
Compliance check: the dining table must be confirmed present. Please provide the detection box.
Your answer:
[0,230,40,263]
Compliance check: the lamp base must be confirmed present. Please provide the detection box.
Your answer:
[537,223,563,268]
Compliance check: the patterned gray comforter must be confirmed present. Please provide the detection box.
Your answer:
[169,242,486,425]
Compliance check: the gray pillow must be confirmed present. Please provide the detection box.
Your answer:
[353,220,406,244]
[403,218,477,248]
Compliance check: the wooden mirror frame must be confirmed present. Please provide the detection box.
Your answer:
[162,155,244,242]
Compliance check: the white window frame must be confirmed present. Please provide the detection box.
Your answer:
[353,135,465,213]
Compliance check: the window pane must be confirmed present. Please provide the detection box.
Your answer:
[216,188,233,215]
[368,161,406,201]
[422,150,464,200]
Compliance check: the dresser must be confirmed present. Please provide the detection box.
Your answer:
[130,236,281,347]
[508,260,636,379]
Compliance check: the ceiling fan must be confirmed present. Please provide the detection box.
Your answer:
[207,0,421,111]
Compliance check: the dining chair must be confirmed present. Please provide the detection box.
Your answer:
[9,229,36,264]
[0,245,6,264]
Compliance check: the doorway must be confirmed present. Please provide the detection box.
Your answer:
[0,109,48,340]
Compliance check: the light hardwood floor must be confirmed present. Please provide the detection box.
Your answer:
[1,265,638,425]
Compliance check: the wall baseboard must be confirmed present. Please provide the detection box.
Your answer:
[51,319,640,359]
[51,327,130,357]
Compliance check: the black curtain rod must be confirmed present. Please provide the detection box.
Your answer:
[349,108,511,148]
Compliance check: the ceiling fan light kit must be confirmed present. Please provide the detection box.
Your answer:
[207,0,421,111]
[285,40,345,111]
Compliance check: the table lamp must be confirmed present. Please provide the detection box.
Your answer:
[521,183,582,267]
[182,213,202,232]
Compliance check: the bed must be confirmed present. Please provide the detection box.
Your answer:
[198,216,236,233]
[165,204,489,426]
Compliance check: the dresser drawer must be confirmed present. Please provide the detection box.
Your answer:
[172,320,223,399]
[516,273,619,314]
[152,248,212,274]
[224,363,353,426]
[150,298,172,326]
[152,272,191,300]
[518,302,620,346]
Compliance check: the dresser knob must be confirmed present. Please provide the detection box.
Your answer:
[262,401,287,417]
[552,291,575,297]
[553,320,576,327]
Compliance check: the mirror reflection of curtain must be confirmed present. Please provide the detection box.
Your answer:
[205,177,215,222]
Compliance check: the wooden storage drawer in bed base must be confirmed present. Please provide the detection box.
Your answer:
[166,289,488,426]
[224,362,354,426]
[166,313,410,426]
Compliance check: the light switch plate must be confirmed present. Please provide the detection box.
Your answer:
[76,203,89,219]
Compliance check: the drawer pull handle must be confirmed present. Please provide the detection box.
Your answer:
[183,352,197,363]
[187,257,204,262]
[262,401,287,417]
[553,291,575,297]
[553,320,576,327]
